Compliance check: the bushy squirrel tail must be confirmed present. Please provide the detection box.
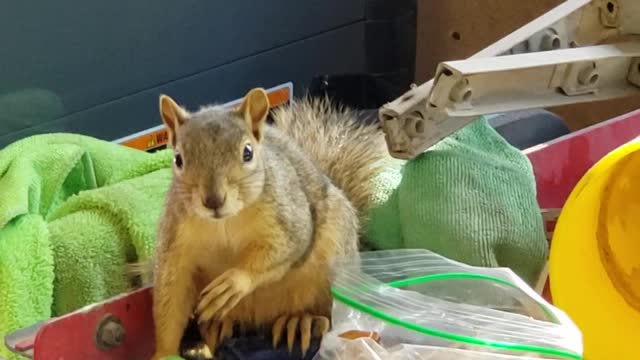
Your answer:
[271,96,391,221]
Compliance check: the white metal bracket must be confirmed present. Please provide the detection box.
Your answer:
[380,0,640,159]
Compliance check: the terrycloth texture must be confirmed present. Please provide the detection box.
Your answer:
[0,133,172,359]
[365,117,548,285]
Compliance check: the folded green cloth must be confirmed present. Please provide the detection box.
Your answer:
[365,117,548,286]
[0,133,172,359]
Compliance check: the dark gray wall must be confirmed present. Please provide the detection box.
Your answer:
[0,0,368,146]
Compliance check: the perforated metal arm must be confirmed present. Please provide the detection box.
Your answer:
[380,0,640,159]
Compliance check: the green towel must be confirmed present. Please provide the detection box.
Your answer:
[365,117,548,285]
[0,133,172,359]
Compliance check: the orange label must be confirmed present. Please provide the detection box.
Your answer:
[120,85,292,151]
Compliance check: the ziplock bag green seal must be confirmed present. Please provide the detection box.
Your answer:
[317,249,582,359]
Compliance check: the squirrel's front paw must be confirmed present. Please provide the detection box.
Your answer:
[196,269,252,324]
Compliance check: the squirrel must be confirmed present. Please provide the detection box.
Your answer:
[142,88,389,360]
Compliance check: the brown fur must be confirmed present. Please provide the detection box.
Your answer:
[270,97,390,222]
[142,89,388,359]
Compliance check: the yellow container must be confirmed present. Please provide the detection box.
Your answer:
[550,139,640,360]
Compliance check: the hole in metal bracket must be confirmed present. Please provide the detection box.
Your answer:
[442,69,454,76]
[462,89,472,102]
[578,63,600,86]
[407,111,425,135]
[607,1,615,13]
[541,28,561,51]
[450,80,473,103]
[95,314,126,351]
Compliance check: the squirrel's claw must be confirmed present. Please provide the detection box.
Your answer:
[272,314,330,356]
[286,316,300,353]
[196,269,251,324]
[299,315,313,355]
[272,316,287,348]
[198,318,235,356]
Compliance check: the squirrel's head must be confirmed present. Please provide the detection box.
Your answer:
[159,88,270,220]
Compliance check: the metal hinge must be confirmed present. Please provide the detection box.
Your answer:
[380,0,640,159]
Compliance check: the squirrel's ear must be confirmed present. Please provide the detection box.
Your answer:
[159,94,188,148]
[239,88,270,141]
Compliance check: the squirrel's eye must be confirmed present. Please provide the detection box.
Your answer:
[243,144,253,162]
[174,153,183,169]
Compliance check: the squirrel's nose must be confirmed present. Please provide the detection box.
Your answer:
[202,194,226,210]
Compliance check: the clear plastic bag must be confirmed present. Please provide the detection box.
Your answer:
[313,249,583,360]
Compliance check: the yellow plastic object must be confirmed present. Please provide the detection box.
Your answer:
[550,139,640,360]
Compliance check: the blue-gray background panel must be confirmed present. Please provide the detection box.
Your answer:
[0,23,366,147]
[0,0,366,140]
